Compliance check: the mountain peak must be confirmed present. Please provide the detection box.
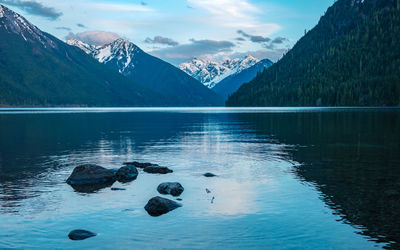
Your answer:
[179,56,261,88]
[0,4,56,49]
[0,5,4,18]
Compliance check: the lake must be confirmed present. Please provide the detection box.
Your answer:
[0,108,399,249]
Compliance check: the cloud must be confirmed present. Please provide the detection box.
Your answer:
[187,0,280,36]
[56,27,71,31]
[272,37,288,44]
[144,36,179,46]
[150,38,235,65]
[188,0,259,20]
[65,31,120,46]
[236,37,246,41]
[237,30,271,43]
[89,2,153,12]
[0,0,62,20]
[77,23,86,28]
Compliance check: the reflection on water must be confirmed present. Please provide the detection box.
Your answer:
[0,108,399,249]
[233,110,400,249]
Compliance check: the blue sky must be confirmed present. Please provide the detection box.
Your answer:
[1,0,334,65]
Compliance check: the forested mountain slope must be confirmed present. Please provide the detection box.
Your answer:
[227,0,400,107]
[0,5,170,107]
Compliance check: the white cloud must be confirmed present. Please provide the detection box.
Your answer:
[188,0,260,19]
[187,0,281,36]
[88,2,153,12]
[65,30,120,46]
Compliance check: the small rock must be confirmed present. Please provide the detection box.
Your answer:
[143,166,173,174]
[176,198,182,201]
[123,162,159,168]
[206,188,211,194]
[157,182,184,197]
[111,187,126,191]
[203,173,217,177]
[211,197,215,204]
[66,164,116,185]
[144,196,182,216]
[115,166,138,182]
[68,229,96,240]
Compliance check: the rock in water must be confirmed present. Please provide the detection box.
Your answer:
[68,229,96,240]
[66,164,116,185]
[203,173,217,177]
[115,166,138,182]
[143,166,173,174]
[111,187,126,191]
[157,182,184,197]
[123,162,159,168]
[144,196,182,216]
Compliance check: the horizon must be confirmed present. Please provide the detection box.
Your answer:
[0,0,334,65]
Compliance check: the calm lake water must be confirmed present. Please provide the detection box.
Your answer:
[0,108,399,249]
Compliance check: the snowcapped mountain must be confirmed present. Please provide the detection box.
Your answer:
[0,4,170,107]
[0,4,56,49]
[67,38,223,106]
[179,56,260,88]
[68,39,142,74]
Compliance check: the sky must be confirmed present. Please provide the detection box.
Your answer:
[0,0,334,65]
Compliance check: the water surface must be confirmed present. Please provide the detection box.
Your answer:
[0,108,399,249]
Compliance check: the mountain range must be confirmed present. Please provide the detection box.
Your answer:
[0,5,166,107]
[227,0,400,106]
[179,56,260,88]
[67,38,222,106]
[0,5,221,107]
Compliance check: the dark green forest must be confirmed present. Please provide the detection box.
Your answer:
[227,0,400,107]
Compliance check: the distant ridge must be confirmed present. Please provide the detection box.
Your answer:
[212,59,273,101]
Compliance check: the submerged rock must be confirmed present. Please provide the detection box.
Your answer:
[206,188,211,193]
[203,173,217,177]
[66,164,116,185]
[123,161,159,168]
[157,182,184,197]
[144,196,182,216]
[68,229,96,240]
[70,182,114,193]
[143,166,173,174]
[115,165,138,182]
[111,187,126,191]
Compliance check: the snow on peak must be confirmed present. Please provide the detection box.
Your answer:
[0,5,4,18]
[179,55,260,88]
[66,39,99,54]
[69,37,141,74]
[0,5,56,48]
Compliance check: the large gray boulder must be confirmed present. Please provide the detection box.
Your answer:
[115,165,138,182]
[144,196,182,216]
[66,164,116,185]
[68,229,96,240]
[157,182,184,197]
[143,166,173,174]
